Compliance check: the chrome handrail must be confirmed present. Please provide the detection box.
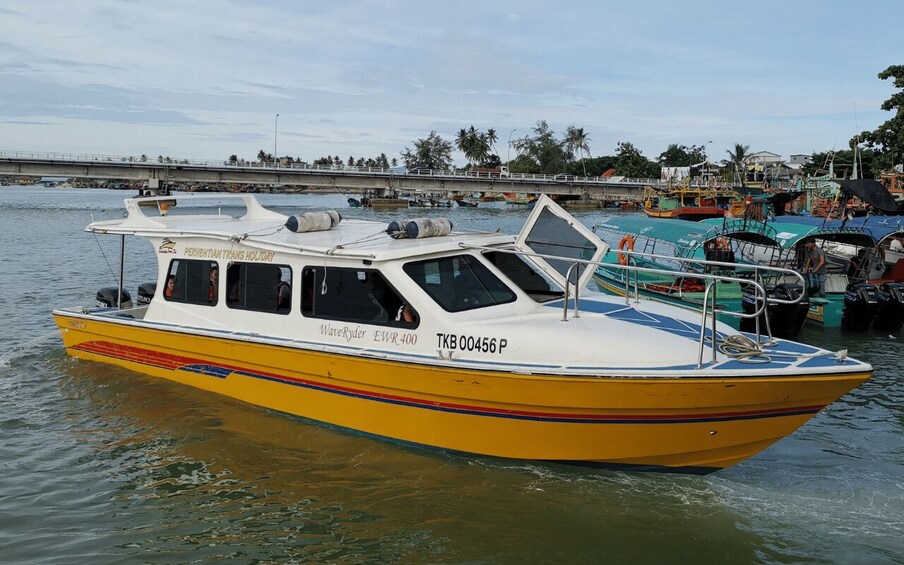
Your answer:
[459,243,790,366]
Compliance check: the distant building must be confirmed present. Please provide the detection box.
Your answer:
[789,154,811,165]
[748,151,782,165]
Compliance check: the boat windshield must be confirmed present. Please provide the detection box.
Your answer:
[482,250,565,302]
[404,254,517,312]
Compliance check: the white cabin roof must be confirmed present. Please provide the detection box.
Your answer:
[86,194,515,262]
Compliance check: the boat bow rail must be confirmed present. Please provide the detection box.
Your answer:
[458,242,808,367]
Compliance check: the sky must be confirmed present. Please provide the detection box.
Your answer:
[0,0,900,167]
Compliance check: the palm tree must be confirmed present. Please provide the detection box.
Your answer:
[726,143,750,185]
[486,128,499,157]
[566,126,591,177]
[473,133,490,165]
[455,128,473,165]
[456,126,495,166]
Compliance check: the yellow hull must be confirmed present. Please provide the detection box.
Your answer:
[54,313,869,473]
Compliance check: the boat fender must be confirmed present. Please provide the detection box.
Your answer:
[617,235,635,265]
[387,218,454,239]
[285,211,342,233]
[387,219,413,239]
[406,218,453,239]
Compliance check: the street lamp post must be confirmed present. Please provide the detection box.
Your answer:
[274,114,279,168]
[507,128,517,166]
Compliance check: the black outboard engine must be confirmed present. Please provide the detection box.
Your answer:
[740,283,809,338]
[96,287,133,309]
[873,282,904,332]
[841,282,878,330]
[704,249,736,274]
[137,282,157,305]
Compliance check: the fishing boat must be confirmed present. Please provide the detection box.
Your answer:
[408,197,452,208]
[641,182,744,220]
[592,216,810,337]
[502,192,538,206]
[772,216,904,331]
[53,194,872,473]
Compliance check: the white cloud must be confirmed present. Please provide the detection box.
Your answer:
[1,0,900,163]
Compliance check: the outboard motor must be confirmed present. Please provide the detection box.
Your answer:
[873,282,904,332]
[841,282,878,330]
[740,283,808,338]
[770,283,808,337]
[96,287,133,309]
[137,282,157,305]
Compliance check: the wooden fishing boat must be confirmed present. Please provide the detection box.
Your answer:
[642,183,743,220]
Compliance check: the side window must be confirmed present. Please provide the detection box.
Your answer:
[403,255,516,312]
[484,250,564,302]
[164,259,219,306]
[301,267,418,327]
[226,262,292,314]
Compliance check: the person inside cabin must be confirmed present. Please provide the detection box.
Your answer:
[802,238,827,297]
[395,303,416,324]
[164,275,176,298]
[277,271,291,311]
[208,265,219,303]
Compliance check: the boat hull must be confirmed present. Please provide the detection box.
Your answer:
[806,297,844,327]
[54,311,868,473]
[643,206,725,221]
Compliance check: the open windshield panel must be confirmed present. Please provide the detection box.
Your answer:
[514,195,608,290]
[403,255,516,312]
[483,250,565,302]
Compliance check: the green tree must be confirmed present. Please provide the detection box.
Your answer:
[257,149,272,164]
[401,131,453,169]
[725,143,750,184]
[804,148,882,179]
[573,155,617,177]
[511,121,568,174]
[227,154,238,165]
[565,126,591,177]
[856,64,904,171]
[658,144,706,167]
[486,128,499,157]
[456,126,495,166]
[614,142,658,178]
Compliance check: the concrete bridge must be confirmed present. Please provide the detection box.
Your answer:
[0,150,661,200]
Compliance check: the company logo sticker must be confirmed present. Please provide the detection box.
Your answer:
[159,238,176,254]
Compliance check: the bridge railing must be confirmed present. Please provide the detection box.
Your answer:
[0,149,663,186]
